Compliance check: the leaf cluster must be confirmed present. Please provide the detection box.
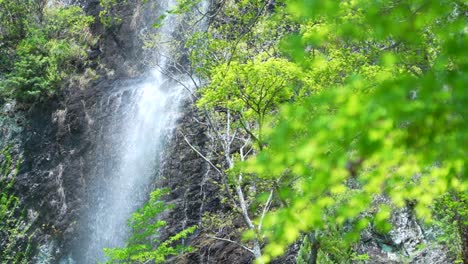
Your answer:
[162,0,467,262]
[242,0,467,262]
[104,188,196,263]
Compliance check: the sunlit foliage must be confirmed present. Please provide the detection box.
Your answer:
[241,0,467,262]
[174,0,468,262]
[104,189,196,263]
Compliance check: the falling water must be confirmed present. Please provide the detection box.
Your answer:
[80,75,185,263]
[65,0,207,262]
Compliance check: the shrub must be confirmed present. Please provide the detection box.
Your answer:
[0,6,95,102]
[104,188,196,263]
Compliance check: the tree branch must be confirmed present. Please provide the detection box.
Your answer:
[180,131,240,209]
[258,189,274,232]
[181,132,223,176]
[205,235,255,255]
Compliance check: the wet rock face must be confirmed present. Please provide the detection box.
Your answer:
[157,101,256,264]
[0,102,23,147]
[0,0,161,258]
[356,206,455,264]
[75,0,161,78]
[8,83,108,261]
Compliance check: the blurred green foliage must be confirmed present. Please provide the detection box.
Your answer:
[104,188,196,263]
[242,0,467,262]
[176,0,467,262]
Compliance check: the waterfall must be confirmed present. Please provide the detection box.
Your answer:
[79,75,184,263]
[62,0,207,263]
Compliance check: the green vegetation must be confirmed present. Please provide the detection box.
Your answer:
[245,1,466,262]
[99,0,126,28]
[0,4,94,102]
[0,0,466,263]
[0,0,43,72]
[104,189,196,263]
[165,0,467,262]
[0,147,32,263]
[433,192,467,262]
[296,233,318,264]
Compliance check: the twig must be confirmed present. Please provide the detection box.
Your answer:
[258,189,273,232]
[205,235,254,255]
[181,132,223,176]
[181,131,239,209]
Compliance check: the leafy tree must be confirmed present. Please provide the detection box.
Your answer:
[104,189,196,263]
[152,0,467,262]
[190,53,302,259]
[198,55,302,147]
[242,0,467,262]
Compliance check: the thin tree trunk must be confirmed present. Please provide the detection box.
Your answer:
[459,221,468,264]
[308,232,319,264]
[452,192,468,264]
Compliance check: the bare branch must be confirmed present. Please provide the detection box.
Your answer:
[258,190,274,232]
[181,132,223,176]
[236,114,259,144]
[205,235,254,255]
[181,131,239,209]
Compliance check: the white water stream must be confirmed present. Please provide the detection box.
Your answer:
[83,74,184,263]
[71,0,196,262]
